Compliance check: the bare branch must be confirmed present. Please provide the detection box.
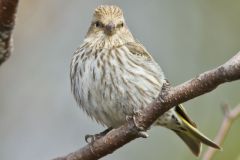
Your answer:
[53,51,240,160]
[202,104,240,160]
[0,0,19,66]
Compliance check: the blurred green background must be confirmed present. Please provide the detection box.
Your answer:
[0,0,240,160]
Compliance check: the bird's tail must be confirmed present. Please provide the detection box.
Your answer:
[173,104,221,156]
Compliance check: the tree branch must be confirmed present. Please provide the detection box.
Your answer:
[53,51,240,160]
[0,0,19,66]
[202,104,240,160]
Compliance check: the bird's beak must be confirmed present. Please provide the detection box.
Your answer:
[105,22,116,36]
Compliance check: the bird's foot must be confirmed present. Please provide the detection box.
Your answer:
[162,79,171,93]
[85,127,113,143]
[137,131,149,138]
[126,110,149,138]
[159,79,171,102]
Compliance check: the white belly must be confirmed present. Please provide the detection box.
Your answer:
[71,46,165,127]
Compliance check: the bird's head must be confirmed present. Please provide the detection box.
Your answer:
[86,5,134,48]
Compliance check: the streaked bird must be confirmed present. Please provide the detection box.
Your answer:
[70,5,220,156]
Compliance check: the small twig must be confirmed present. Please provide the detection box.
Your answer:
[202,104,240,160]
[0,0,19,66]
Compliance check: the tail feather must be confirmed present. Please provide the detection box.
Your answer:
[181,116,221,149]
[173,104,221,156]
[174,131,202,156]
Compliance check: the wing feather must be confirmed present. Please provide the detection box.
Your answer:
[125,42,152,60]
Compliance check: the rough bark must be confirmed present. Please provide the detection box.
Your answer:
[0,0,19,66]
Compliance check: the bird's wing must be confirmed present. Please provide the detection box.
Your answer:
[125,41,166,84]
[125,41,152,60]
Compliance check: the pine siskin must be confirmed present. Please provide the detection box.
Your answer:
[70,5,220,156]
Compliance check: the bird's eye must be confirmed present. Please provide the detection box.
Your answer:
[120,22,124,27]
[117,22,124,28]
[95,21,100,27]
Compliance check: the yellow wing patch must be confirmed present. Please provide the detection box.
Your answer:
[175,104,197,128]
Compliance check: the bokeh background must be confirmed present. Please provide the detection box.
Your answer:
[0,0,240,160]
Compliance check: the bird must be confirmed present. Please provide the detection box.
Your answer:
[70,5,220,156]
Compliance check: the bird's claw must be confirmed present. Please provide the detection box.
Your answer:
[85,134,99,143]
[126,110,149,138]
[138,131,149,138]
[85,127,113,144]
[85,134,94,143]
[133,116,149,138]
[159,79,171,103]
[161,79,171,93]
[132,114,145,131]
